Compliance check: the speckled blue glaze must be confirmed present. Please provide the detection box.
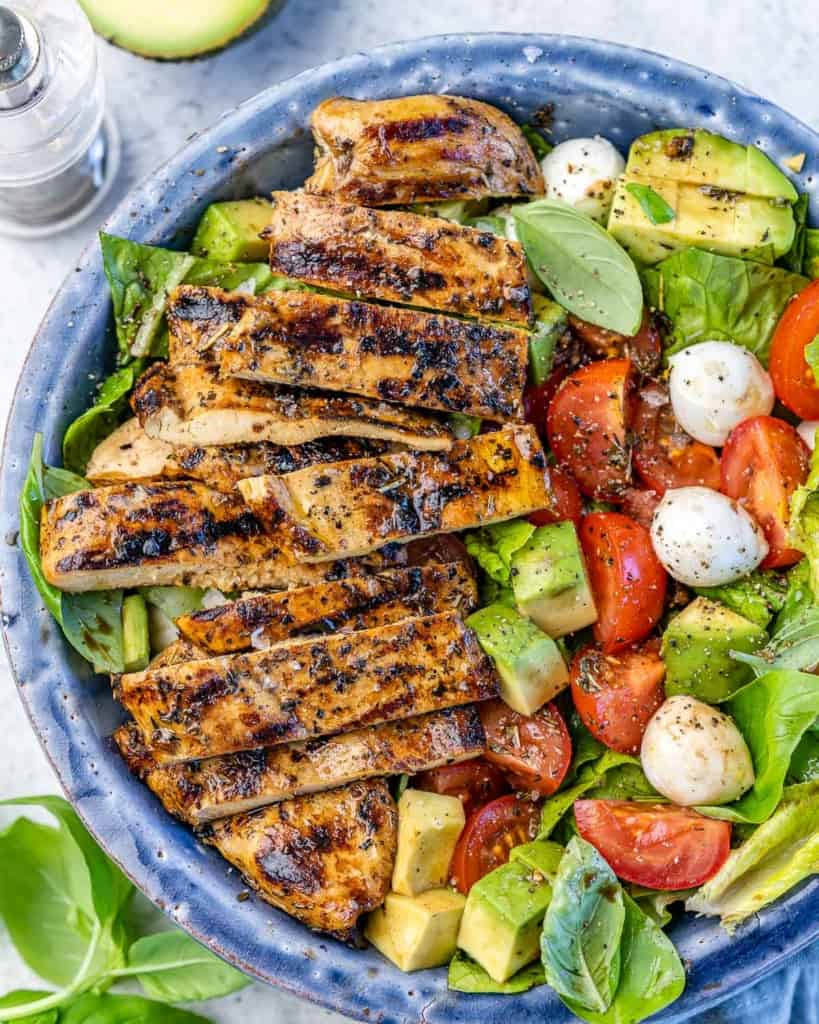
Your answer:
[1,34,818,1024]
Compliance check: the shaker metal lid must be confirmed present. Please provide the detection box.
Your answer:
[0,6,44,110]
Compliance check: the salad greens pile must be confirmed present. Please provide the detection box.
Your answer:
[0,797,247,1023]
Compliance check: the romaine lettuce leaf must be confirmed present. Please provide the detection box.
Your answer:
[448,951,545,994]
[642,248,807,365]
[464,519,535,586]
[687,781,819,931]
[695,570,788,629]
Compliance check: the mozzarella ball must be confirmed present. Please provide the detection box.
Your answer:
[541,136,625,223]
[641,695,755,805]
[668,342,774,446]
[797,420,819,451]
[650,486,768,586]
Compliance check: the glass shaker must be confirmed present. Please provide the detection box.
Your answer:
[0,0,120,237]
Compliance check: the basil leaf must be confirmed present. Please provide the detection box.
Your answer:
[448,950,545,994]
[624,183,675,225]
[643,248,807,365]
[62,362,147,476]
[541,837,625,1013]
[513,200,643,335]
[0,991,58,1024]
[59,994,212,1024]
[521,124,553,160]
[562,894,685,1023]
[122,932,247,1002]
[698,669,819,823]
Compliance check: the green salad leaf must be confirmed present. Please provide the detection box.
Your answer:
[779,193,810,275]
[448,951,545,994]
[687,781,819,931]
[521,124,553,160]
[789,731,819,783]
[699,669,819,823]
[695,570,788,629]
[59,994,212,1024]
[62,361,147,476]
[642,248,807,365]
[541,837,625,1014]
[624,183,675,225]
[805,228,819,278]
[464,519,535,586]
[513,199,643,335]
[447,412,482,439]
[0,991,58,1024]
[19,435,65,623]
[140,587,207,622]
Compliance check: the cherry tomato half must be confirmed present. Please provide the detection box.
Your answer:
[568,309,662,376]
[523,368,570,442]
[770,279,819,418]
[570,641,666,755]
[528,466,584,527]
[450,794,542,894]
[547,359,636,501]
[633,381,721,495]
[720,415,810,569]
[415,758,510,818]
[579,512,667,652]
[575,800,732,890]
[479,700,572,796]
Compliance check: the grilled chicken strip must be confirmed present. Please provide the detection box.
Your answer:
[204,780,397,939]
[172,285,529,420]
[177,561,477,655]
[114,612,499,765]
[131,362,452,452]
[306,94,545,206]
[148,638,211,669]
[40,480,409,594]
[119,706,484,822]
[239,425,550,562]
[264,191,530,325]
[86,416,384,492]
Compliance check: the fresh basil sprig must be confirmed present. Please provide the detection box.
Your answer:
[513,200,643,336]
[0,797,248,1022]
[624,182,675,225]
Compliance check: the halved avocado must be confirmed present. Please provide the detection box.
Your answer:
[79,0,274,60]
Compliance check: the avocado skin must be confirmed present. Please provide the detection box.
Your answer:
[661,596,767,703]
[457,840,562,983]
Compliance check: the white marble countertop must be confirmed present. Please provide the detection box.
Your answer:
[1,1,818,1020]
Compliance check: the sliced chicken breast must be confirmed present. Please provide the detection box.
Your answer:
[114,612,499,765]
[306,94,544,205]
[239,425,550,562]
[167,285,529,419]
[203,780,397,939]
[264,191,531,325]
[131,362,452,451]
[121,706,484,823]
[176,561,477,654]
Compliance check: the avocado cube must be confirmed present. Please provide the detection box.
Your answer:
[511,522,597,639]
[608,175,795,266]
[191,199,272,261]
[508,840,564,879]
[662,597,767,703]
[457,856,554,983]
[122,594,150,672]
[466,604,569,715]
[365,889,465,972]
[625,129,797,201]
[392,790,465,897]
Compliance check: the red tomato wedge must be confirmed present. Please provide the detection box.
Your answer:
[450,794,541,893]
[523,368,569,442]
[770,279,819,418]
[568,309,662,375]
[579,512,667,652]
[415,758,510,818]
[575,800,732,890]
[570,642,666,755]
[528,466,584,527]
[479,700,572,796]
[720,415,810,569]
[547,359,635,501]
[633,381,721,495]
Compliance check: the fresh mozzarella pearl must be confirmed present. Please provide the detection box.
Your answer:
[797,420,819,450]
[668,342,774,446]
[641,696,755,805]
[650,486,768,586]
[541,136,625,223]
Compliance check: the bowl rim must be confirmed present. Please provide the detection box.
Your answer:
[2,31,819,1024]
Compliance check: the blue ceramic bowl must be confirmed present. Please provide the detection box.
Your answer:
[2,33,818,1024]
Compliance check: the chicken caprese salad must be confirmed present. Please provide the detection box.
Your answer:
[20,94,819,1022]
